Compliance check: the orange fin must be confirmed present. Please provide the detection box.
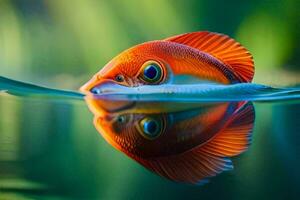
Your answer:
[133,102,254,184]
[136,149,233,185]
[200,102,255,157]
[164,31,254,82]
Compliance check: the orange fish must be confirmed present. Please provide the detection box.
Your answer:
[85,97,255,184]
[80,31,254,94]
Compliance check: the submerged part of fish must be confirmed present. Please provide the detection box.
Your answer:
[1,76,300,102]
[86,96,255,184]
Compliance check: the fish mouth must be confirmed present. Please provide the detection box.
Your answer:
[80,76,98,93]
[81,78,136,115]
[80,78,127,95]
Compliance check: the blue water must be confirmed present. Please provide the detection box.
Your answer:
[0,75,299,200]
[1,76,300,102]
[0,76,83,100]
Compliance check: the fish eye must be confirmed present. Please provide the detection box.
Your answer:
[116,115,127,124]
[140,61,163,84]
[139,117,164,139]
[115,74,125,82]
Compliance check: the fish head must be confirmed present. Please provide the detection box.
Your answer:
[80,41,174,95]
[95,111,168,157]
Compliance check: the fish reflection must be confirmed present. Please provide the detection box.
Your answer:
[85,98,255,185]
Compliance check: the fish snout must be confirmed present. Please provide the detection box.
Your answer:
[80,78,126,95]
[80,76,99,93]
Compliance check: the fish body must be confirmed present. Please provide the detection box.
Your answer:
[80,31,254,94]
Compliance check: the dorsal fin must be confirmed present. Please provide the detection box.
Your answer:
[164,31,254,82]
[132,102,255,184]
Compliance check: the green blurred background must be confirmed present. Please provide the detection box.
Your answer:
[0,0,299,88]
[1,1,300,199]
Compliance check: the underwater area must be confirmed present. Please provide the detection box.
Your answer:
[0,0,300,200]
[0,77,300,200]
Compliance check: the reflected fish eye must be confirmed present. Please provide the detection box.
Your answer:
[140,62,163,84]
[116,115,126,123]
[139,117,164,139]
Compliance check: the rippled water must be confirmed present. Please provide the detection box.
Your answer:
[0,76,299,199]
